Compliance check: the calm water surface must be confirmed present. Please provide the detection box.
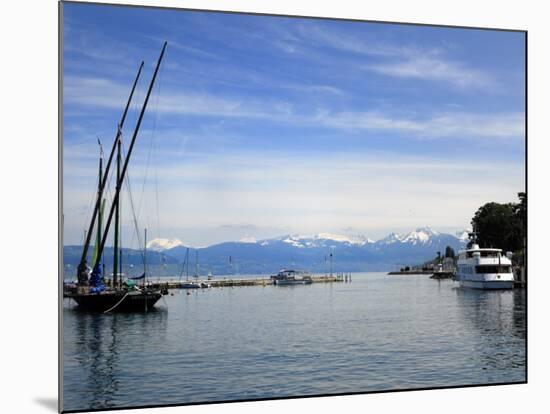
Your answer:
[63,273,526,411]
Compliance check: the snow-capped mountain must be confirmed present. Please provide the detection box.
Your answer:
[374,227,467,247]
[315,233,374,245]
[146,238,185,251]
[377,232,403,245]
[239,236,258,243]
[146,228,466,253]
[398,227,442,244]
[456,230,471,243]
[260,233,374,248]
[71,228,469,274]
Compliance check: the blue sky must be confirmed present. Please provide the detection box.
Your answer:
[63,3,525,247]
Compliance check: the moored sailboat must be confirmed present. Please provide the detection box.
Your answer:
[65,42,168,312]
[180,248,200,289]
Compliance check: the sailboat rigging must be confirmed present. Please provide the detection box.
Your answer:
[65,42,168,312]
[178,248,190,282]
[180,248,200,289]
[76,61,144,286]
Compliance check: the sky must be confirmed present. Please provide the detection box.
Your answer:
[62,3,525,248]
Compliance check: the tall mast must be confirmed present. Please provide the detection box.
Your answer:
[113,138,121,288]
[144,228,147,287]
[93,42,167,269]
[97,151,103,262]
[119,201,122,284]
[77,61,144,283]
[91,147,103,267]
[195,250,198,278]
[186,248,189,281]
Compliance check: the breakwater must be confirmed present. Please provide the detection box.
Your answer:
[149,275,346,290]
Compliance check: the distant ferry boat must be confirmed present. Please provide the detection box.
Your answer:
[455,244,514,289]
[271,269,313,285]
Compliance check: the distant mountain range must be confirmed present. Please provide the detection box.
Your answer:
[64,227,469,275]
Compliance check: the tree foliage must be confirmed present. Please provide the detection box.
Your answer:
[515,192,527,241]
[470,192,526,253]
[445,246,455,258]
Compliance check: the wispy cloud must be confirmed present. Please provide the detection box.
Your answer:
[294,22,415,58]
[145,35,224,61]
[274,22,496,90]
[63,150,525,245]
[316,110,524,139]
[365,56,494,88]
[65,75,523,140]
[64,76,271,119]
[285,83,346,96]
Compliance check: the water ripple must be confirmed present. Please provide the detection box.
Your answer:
[63,273,526,411]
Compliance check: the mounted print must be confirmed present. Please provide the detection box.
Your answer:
[60,1,527,412]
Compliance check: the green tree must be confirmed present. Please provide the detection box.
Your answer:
[471,199,523,252]
[445,246,455,258]
[513,192,527,266]
[515,192,526,239]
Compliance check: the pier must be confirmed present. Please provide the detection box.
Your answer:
[387,270,434,275]
[148,275,345,290]
[64,274,352,297]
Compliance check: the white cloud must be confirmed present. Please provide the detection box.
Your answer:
[285,23,496,90]
[316,110,524,139]
[64,75,289,120]
[63,150,525,245]
[65,75,523,140]
[294,22,413,58]
[365,56,494,88]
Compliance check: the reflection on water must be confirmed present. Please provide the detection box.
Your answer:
[453,288,526,372]
[454,288,526,338]
[63,274,525,411]
[64,308,168,410]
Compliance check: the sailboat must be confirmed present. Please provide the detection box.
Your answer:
[180,249,209,288]
[195,250,211,288]
[180,248,200,289]
[65,42,167,312]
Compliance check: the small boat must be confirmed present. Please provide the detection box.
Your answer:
[430,263,454,279]
[454,244,514,289]
[179,248,200,288]
[179,249,209,288]
[180,281,201,289]
[271,269,313,285]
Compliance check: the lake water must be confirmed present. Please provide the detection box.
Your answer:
[62,272,526,411]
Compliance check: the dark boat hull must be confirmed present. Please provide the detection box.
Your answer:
[430,271,455,279]
[67,290,162,312]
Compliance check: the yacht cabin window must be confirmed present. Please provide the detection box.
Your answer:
[466,251,501,258]
[475,265,512,273]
